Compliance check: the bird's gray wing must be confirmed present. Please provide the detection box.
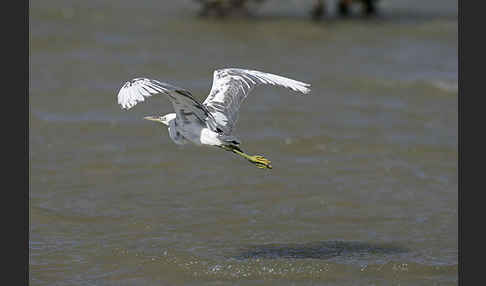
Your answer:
[202,68,311,135]
[117,78,214,126]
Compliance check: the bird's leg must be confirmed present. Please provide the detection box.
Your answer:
[220,145,272,169]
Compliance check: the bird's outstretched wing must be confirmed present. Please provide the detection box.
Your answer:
[202,68,311,135]
[117,78,213,126]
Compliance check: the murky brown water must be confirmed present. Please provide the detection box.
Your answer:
[30,0,457,285]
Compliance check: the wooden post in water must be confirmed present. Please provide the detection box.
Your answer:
[194,0,378,18]
[195,0,265,17]
[337,0,378,17]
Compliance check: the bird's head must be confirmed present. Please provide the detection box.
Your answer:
[144,113,176,126]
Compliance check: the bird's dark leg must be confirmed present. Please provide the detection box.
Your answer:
[338,0,352,17]
[362,0,377,16]
[197,0,228,17]
[311,0,326,20]
[219,145,272,169]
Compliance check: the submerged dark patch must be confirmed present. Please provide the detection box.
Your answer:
[232,241,408,260]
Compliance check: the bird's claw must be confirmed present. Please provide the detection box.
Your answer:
[249,155,272,169]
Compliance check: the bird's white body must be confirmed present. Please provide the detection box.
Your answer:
[164,112,223,146]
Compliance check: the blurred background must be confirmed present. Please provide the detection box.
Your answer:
[30,0,457,285]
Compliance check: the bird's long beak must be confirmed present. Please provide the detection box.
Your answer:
[144,116,162,123]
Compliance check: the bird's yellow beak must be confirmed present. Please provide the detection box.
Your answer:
[144,116,162,123]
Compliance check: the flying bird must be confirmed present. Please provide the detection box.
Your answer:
[117,68,311,169]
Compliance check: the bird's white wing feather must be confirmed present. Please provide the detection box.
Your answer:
[202,68,311,135]
[117,78,212,125]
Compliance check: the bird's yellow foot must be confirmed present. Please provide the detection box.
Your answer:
[221,145,273,169]
[248,155,272,169]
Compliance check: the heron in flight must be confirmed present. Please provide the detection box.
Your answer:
[117,68,311,169]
